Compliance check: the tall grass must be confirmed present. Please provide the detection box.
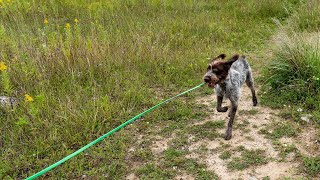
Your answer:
[261,0,320,125]
[264,33,320,103]
[0,0,299,178]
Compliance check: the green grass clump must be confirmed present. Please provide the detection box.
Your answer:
[302,156,320,177]
[136,163,174,180]
[262,37,320,105]
[261,0,320,122]
[289,0,320,32]
[227,149,268,171]
[163,148,219,179]
[259,121,299,140]
[189,120,225,140]
[261,32,320,121]
[219,151,232,160]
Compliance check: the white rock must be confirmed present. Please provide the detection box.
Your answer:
[300,114,312,123]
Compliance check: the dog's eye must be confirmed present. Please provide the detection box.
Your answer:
[212,69,219,73]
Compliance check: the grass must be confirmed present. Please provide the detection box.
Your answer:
[219,151,232,160]
[163,148,219,179]
[259,121,300,140]
[227,149,269,171]
[302,156,320,176]
[0,0,305,179]
[260,0,320,125]
[188,120,225,140]
[238,109,259,116]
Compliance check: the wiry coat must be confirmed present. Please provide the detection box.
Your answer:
[203,54,257,140]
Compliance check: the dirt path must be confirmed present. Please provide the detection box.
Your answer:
[190,87,299,179]
[126,85,319,180]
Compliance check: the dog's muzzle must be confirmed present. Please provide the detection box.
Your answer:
[204,76,210,83]
[203,76,217,88]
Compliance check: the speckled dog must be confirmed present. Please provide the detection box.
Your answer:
[203,54,257,140]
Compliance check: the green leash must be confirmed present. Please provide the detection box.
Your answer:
[26,83,205,179]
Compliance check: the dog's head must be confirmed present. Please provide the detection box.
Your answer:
[203,54,239,88]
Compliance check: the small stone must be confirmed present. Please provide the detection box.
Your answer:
[0,96,17,107]
[247,175,257,180]
[300,114,312,123]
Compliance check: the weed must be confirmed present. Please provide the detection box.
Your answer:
[238,109,259,116]
[272,141,298,160]
[219,151,232,160]
[227,149,268,171]
[302,156,320,176]
[189,120,225,140]
[262,176,270,180]
[136,163,174,180]
[132,148,154,162]
[259,121,299,139]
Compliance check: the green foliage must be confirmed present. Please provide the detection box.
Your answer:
[136,163,174,180]
[259,121,300,140]
[163,148,219,180]
[261,0,320,120]
[227,149,269,170]
[188,120,225,140]
[290,0,320,32]
[303,156,320,176]
[219,151,231,160]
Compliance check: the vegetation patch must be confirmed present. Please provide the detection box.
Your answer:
[238,109,259,116]
[260,0,320,124]
[163,148,219,179]
[227,149,268,171]
[302,156,320,177]
[136,163,174,180]
[259,121,300,140]
[188,120,225,140]
[219,151,232,160]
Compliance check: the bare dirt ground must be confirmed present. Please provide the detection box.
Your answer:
[126,85,319,180]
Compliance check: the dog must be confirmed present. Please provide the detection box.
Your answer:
[203,54,257,140]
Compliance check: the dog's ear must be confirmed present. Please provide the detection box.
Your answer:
[225,54,239,66]
[211,54,226,62]
[226,54,239,66]
[217,54,226,59]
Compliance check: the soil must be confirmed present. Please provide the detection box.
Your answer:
[127,85,319,179]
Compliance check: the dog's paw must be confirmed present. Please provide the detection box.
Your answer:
[217,106,228,112]
[253,98,258,106]
[224,129,232,140]
[224,133,232,140]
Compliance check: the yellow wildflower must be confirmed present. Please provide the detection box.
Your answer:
[65,23,71,29]
[25,94,34,102]
[74,18,79,23]
[0,61,7,71]
[44,18,49,24]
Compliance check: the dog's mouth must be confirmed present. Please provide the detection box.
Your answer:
[207,82,216,88]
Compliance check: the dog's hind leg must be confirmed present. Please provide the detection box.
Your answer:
[225,97,238,140]
[246,71,258,106]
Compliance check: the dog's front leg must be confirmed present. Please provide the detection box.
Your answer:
[217,96,228,112]
[225,99,238,140]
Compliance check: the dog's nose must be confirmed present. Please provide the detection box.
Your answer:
[204,76,210,83]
